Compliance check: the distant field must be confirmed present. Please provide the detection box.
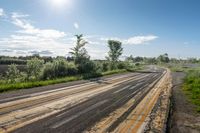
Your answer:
[0,65,26,76]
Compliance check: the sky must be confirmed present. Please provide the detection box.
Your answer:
[0,0,200,59]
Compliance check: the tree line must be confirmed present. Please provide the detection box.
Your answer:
[1,34,200,83]
[1,34,128,83]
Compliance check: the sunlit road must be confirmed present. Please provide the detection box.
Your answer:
[0,67,166,133]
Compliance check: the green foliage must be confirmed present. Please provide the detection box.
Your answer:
[102,69,127,76]
[69,34,98,74]
[0,58,27,65]
[158,53,169,63]
[0,69,130,93]
[77,59,96,73]
[183,69,200,113]
[0,34,143,93]
[107,40,123,67]
[0,76,81,92]
[42,59,77,80]
[6,64,21,83]
[26,58,44,81]
[102,61,110,72]
[69,34,89,63]
[117,61,127,69]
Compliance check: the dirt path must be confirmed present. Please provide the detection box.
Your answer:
[168,72,200,133]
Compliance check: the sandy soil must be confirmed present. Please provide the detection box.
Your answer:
[168,72,200,133]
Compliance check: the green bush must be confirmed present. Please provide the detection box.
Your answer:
[6,64,21,83]
[42,59,77,80]
[77,59,96,74]
[117,62,127,69]
[26,58,44,81]
[102,61,110,72]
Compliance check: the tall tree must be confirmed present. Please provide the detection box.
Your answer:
[69,34,96,73]
[107,40,123,69]
[107,40,123,62]
[69,34,89,64]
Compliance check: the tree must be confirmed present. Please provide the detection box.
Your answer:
[69,34,89,64]
[6,64,20,83]
[125,55,134,62]
[158,53,169,63]
[107,40,123,69]
[27,58,44,80]
[134,56,144,62]
[69,34,96,73]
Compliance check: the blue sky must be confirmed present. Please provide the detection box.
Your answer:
[0,0,200,59]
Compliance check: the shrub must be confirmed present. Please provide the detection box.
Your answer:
[102,62,110,72]
[42,59,77,80]
[26,58,44,81]
[66,62,78,75]
[42,62,55,80]
[117,62,127,69]
[77,59,96,74]
[6,64,20,83]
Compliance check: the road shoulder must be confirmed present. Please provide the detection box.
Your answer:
[168,72,200,133]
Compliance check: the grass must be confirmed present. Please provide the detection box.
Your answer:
[166,63,200,113]
[183,68,200,113]
[167,63,187,72]
[0,69,130,93]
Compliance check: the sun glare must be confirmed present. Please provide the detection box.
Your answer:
[49,0,72,9]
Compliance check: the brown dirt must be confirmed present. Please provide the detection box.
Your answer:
[168,72,200,133]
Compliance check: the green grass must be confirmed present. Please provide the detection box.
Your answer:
[183,69,200,113]
[0,69,130,93]
[167,63,200,113]
[102,69,127,76]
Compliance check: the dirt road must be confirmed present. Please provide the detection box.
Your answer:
[0,67,167,133]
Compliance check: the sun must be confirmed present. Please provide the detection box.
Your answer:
[49,0,72,9]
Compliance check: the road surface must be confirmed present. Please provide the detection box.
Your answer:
[0,67,166,133]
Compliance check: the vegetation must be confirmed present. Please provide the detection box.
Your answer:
[183,68,200,113]
[0,69,129,92]
[69,34,96,73]
[26,58,44,81]
[0,34,144,93]
[2,33,199,94]
[168,63,200,113]
[6,64,21,83]
[158,53,170,63]
[107,40,123,69]
[42,59,77,80]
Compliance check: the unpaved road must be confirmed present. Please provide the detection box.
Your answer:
[0,67,166,133]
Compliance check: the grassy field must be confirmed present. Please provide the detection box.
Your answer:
[0,69,128,93]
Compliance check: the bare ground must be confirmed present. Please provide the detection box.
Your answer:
[168,72,200,133]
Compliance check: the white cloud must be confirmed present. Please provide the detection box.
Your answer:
[0,12,69,57]
[74,22,79,29]
[125,35,158,45]
[0,9,158,59]
[0,8,4,16]
[100,35,158,45]
[11,12,66,39]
